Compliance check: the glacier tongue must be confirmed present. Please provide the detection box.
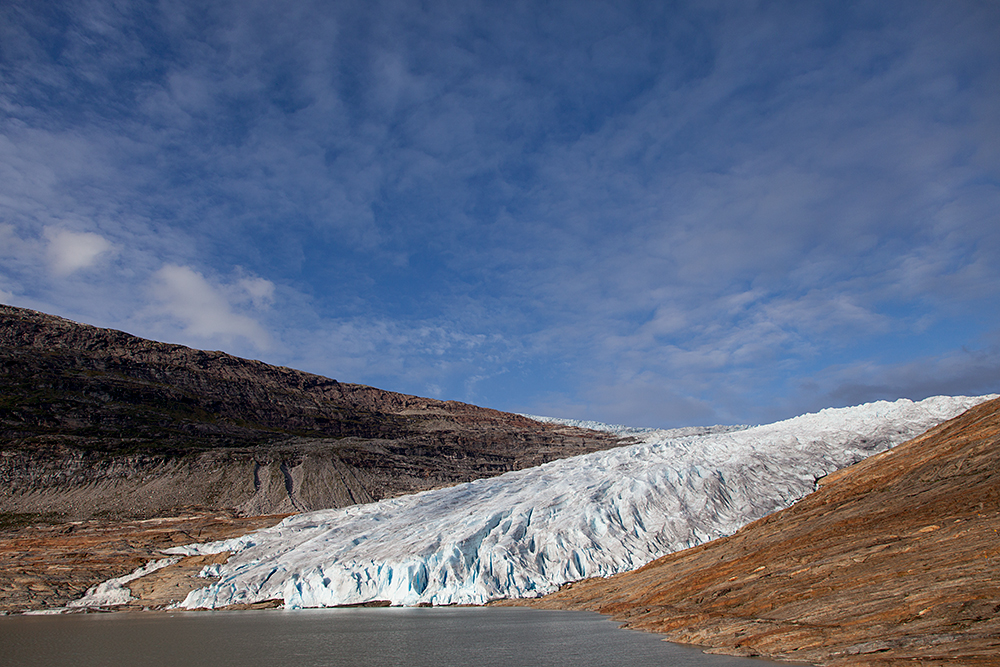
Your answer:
[168,395,993,610]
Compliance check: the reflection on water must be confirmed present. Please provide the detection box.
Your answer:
[0,607,788,667]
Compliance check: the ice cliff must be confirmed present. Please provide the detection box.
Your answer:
[164,396,990,610]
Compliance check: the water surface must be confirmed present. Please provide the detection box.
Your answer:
[0,607,787,667]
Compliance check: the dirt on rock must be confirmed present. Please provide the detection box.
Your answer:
[503,397,1000,666]
[0,510,287,613]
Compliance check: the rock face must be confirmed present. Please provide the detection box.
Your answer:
[517,397,1000,666]
[0,304,621,520]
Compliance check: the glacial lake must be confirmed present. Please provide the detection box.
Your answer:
[0,607,787,667]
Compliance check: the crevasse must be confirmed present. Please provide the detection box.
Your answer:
[165,395,992,610]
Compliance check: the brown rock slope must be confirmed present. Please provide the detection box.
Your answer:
[0,511,288,613]
[0,304,621,520]
[514,397,1000,666]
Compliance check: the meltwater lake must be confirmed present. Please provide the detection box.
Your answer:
[0,607,788,667]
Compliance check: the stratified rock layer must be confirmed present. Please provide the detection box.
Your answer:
[515,397,1000,666]
[0,304,620,520]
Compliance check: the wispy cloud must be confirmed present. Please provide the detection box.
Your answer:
[821,337,1000,409]
[1,0,998,426]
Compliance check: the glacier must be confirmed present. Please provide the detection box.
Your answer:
[144,396,990,610]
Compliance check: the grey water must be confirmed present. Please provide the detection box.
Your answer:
[0,607,788,667]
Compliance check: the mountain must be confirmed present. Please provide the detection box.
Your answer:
[518,396,1000,666]
[0,304,620,520]
[82,395,988,611]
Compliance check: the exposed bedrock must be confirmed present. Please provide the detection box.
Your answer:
[515,397,1000,666]
[0,304,622,520]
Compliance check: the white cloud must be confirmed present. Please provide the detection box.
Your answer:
[237,275,276,308]
[44,228,114,276]
[1,1,997,427]
[149,264,273,351]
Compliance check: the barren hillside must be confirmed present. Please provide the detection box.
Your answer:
[513,397,1000,666]
[0,304,621,520]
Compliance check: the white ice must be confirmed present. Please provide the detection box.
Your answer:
[150,395,990,610]
[66,557,180,609]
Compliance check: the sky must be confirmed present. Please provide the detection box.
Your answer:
[1,0,999,428]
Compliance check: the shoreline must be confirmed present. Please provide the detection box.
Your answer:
[1,519,808,665]
[5,399,998,666]
[0,510,289,615]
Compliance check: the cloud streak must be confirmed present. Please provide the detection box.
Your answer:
[1,0,998,426]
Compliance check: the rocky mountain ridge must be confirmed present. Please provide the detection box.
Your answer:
[0,304,621,520]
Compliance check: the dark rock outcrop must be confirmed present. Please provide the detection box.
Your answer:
[0,304,622,520]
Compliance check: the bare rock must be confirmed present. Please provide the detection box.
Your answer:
[0,304,622,520]
[0,511,287,613]
[508,397,1000,666]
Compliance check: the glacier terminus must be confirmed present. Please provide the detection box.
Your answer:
[72,395,994,610]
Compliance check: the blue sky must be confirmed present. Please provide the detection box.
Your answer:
[1,0,998,428]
